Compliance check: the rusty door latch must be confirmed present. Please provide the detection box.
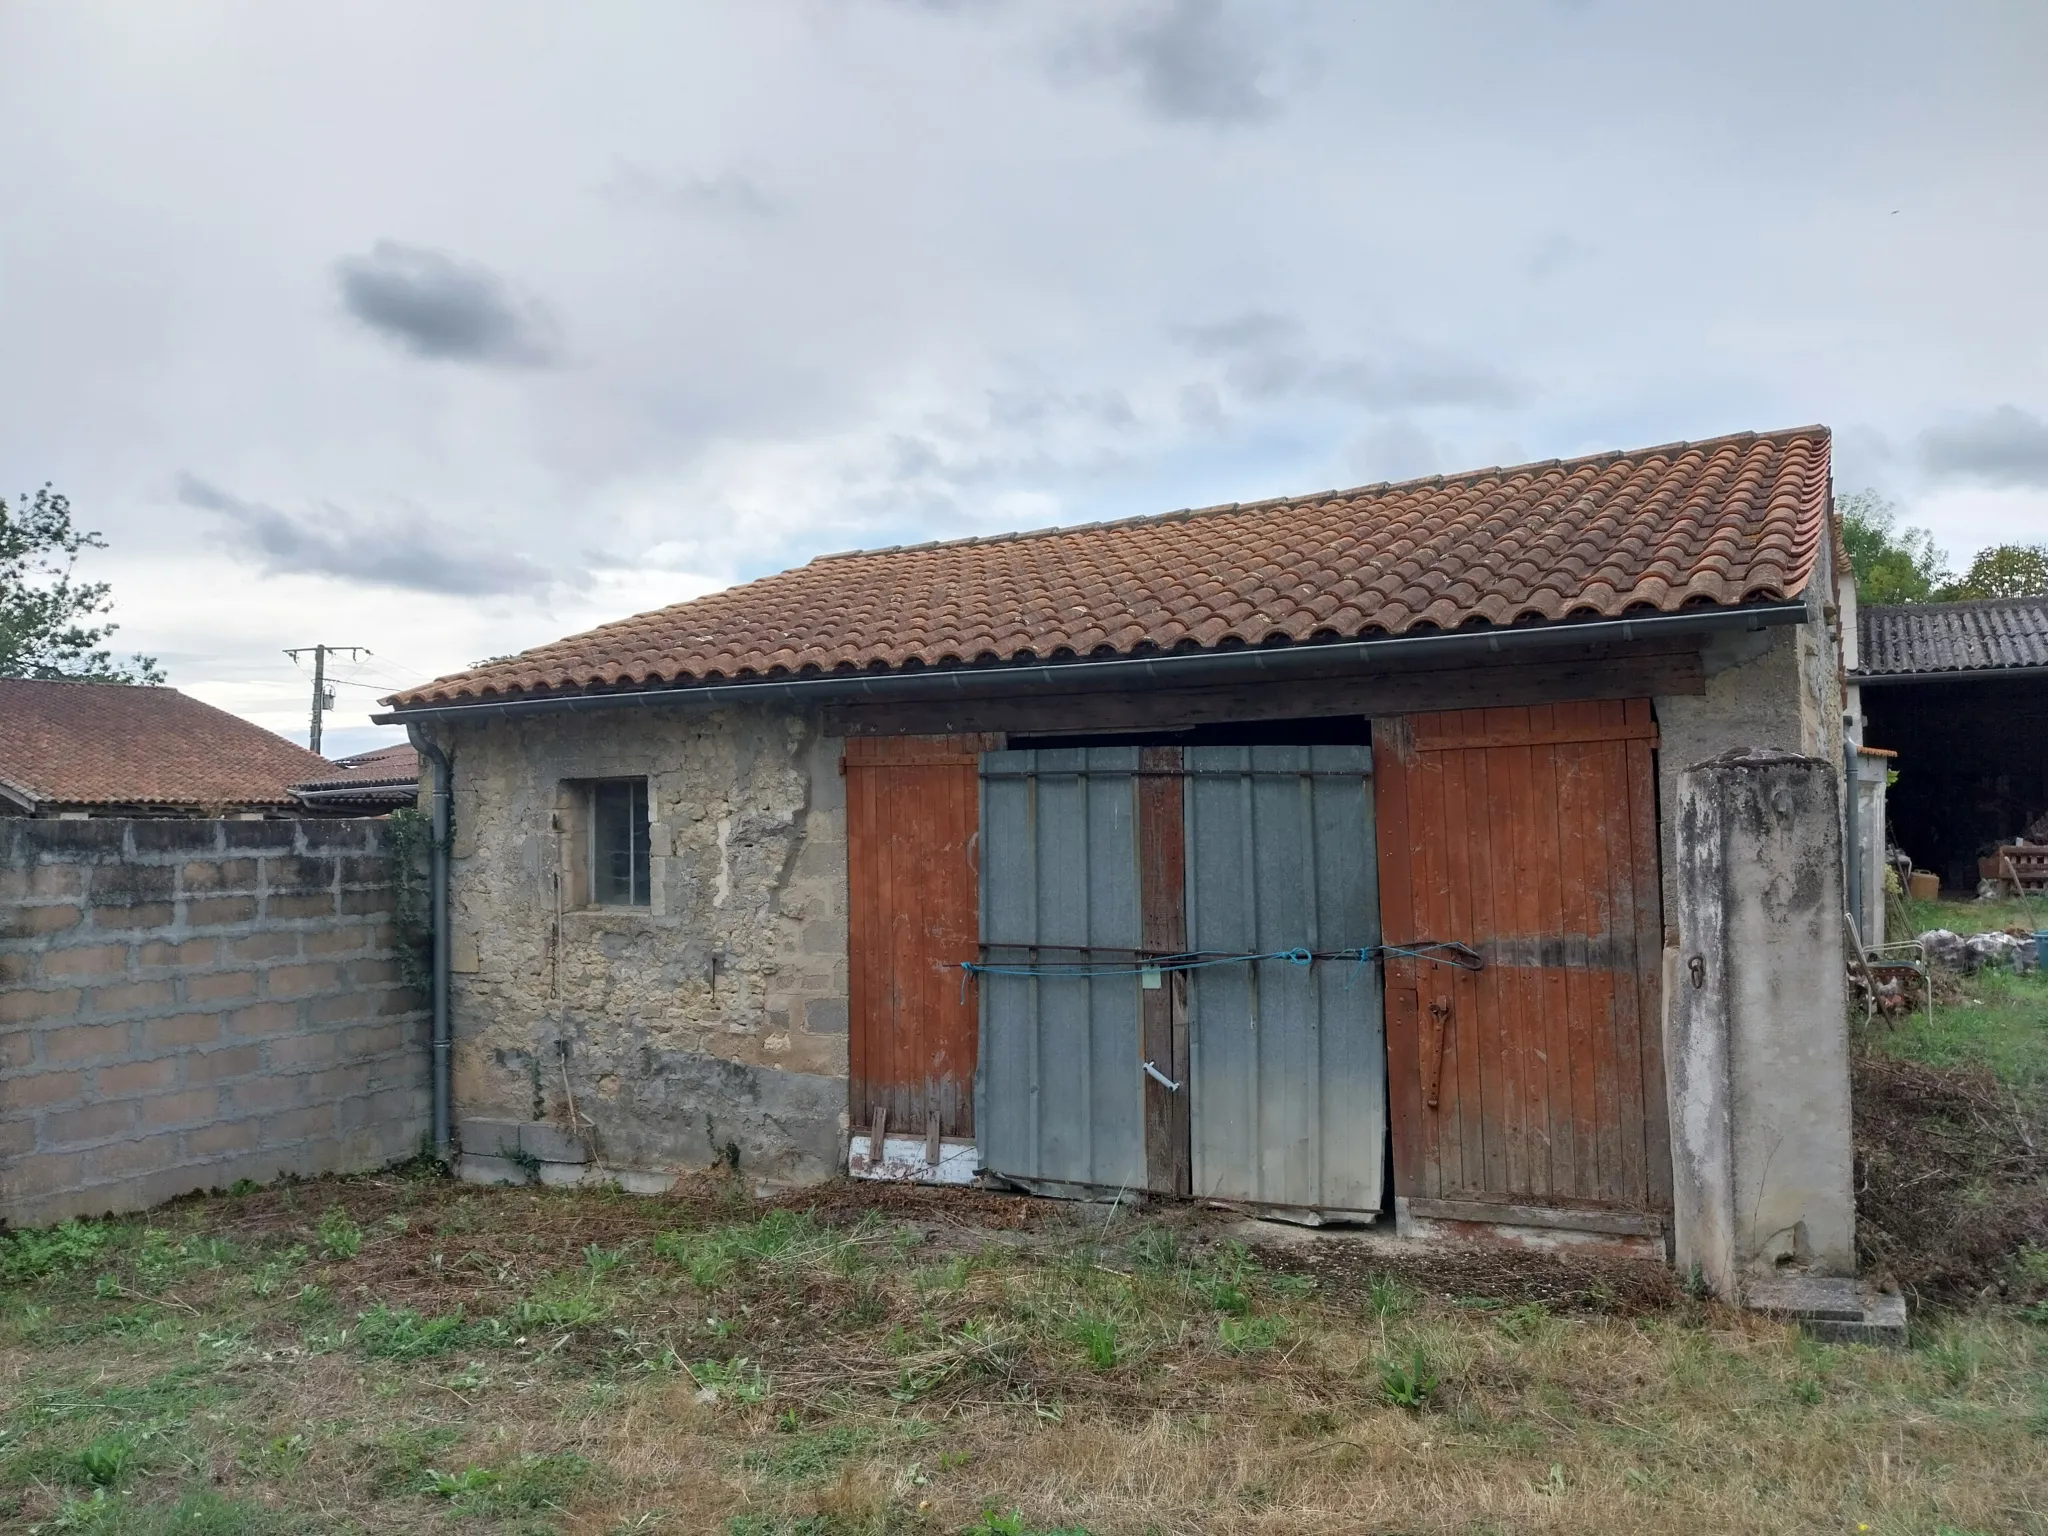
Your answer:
[1421,993,1453,1110]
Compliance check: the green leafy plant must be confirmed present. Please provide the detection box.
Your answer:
[1379,1345,1439,1410]
[316,1206,362,1260]
[1070,1316,1120,1370]
[689,1356,770,1404]
[354,1302,471,1360]
[1217,1315,1286,1355]
[74,1434,139,1487]
[0,1219,113,1283]
[1366,1274,1414,1318]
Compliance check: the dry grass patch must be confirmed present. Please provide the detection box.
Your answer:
[2,1169,2044,1534]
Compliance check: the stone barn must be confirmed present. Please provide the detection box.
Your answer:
[378,425,1861,1291]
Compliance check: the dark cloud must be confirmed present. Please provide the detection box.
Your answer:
[602,162,786,221]
[176,475,559,596]
[1054,0,1282,125]
[1176,311,1524,410]
[1919,406,2048,489]
[334,242,559,366]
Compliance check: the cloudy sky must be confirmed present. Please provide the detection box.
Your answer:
[3,1,2044,758]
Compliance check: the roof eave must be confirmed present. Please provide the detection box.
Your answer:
[1851,662,2048,686]
[377,599,1811,727]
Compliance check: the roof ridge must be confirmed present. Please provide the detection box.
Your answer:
[1862,594,2048,617]
[806,423,1831,565]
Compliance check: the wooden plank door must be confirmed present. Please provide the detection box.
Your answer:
[1375,700,1671,1227]
[846,735,991,1139]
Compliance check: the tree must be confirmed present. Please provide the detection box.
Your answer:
[1936,543,2048,601]
[1836,489,1952,605]
[0,484,164,683]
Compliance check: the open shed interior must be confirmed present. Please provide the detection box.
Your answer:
[1863,674,2048,891]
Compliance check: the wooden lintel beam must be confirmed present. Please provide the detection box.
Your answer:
[822,648,1705,739]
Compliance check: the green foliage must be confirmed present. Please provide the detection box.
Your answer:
[741,1424,869,1483]
[37,1487,285,1534]
[315,1207,362,1260]
[687,1356,770,1403]
[423,1452,594,1513]
[0,1220,111,1284]
[1838,489,1951,604]
[74,1434,139,1487]
[0,485,162,682]
[1379,1345,1440,1410]
[353,1302,470,1360]
[1366,1273,1415,1318]
[962,1511,1093,1536]
[1123,1225,1180,1273]
[1070,1315,1120,1370]
[1939,542,2048,601]
[512,1274,611,1330]
[1217,1314,1286,1354]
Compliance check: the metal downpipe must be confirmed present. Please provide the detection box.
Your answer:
[407,726,454,1162]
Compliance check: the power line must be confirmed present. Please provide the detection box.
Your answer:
[283,644,369,755]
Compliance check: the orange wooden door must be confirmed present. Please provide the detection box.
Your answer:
[1375,700,1671,1222]
[846,735,991,1138]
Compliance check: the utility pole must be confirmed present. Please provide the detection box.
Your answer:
[284,645,369,756]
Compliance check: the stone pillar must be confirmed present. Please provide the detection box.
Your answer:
[1668,749,1855,1296]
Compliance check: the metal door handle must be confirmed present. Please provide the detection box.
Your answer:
[1422,994,1452,1110]
[1142,1060,1182,1092]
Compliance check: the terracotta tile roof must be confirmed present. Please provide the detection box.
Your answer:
[1855,596,2048,678]
[0,680,336,811]
[291,743,420,792]
[388,425,1831,708]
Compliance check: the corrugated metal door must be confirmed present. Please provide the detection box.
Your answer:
[1375,700,1672,1227]
[976,748,1148,1192]
[1184,746,1384,1217]
[846,735,992,1140]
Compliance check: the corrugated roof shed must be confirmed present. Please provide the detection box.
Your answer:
[388,425,1832,708]
[1856,596,2048,678]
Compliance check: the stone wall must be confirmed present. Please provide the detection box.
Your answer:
[428,704,848,1188]
[0,819,428,1228]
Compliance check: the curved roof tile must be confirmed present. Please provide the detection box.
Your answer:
[387,426,1831,707]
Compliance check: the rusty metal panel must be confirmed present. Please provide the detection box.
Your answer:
[1184,745,1383,1218]
[1376,700,1670,1217]
[846,736,984,1139]
[976,749,1146,1192]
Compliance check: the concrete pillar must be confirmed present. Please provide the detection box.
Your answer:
[1668,749,1855,1297]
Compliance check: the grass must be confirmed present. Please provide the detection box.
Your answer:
[2,1166,2044,1535]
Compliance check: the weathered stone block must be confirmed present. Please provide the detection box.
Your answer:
[44,943,130,978]
[520,1121,589,1163]
[1,986,81,1024]
[0,903,82,938]
[140,938,216,968]
[228,932,299,962]
[91,901,175,932]
[43,1098,138,1147]
[181,859,259,893]
[87,979,176,1015]
[140,1087,220,1128]
[186,896,259,927]
[226,1002,299,1038]
[95,1057,179,1097]
[42,1020,129,1061]
[186,1044,262,1083]
[458,1117,524,1157]
[266,893,336,921]
[804,997,848,1035]
[4,1068,85,1108]
[142,1013,223,1050]
[189,1118,261,1156]
[266,963,340,998]
[87,864,176,906]
[185,971,257,1004]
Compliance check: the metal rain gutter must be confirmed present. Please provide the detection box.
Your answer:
[375,601,1810,727]
[1850,663,2048,686]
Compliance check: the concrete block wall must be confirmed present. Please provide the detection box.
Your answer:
[0,818,429,1228]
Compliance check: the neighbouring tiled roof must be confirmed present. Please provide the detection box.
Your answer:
[387,425,1832,708]
[1855,596,2048,678]
[291,743,420,792]
[0,680,335,810]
